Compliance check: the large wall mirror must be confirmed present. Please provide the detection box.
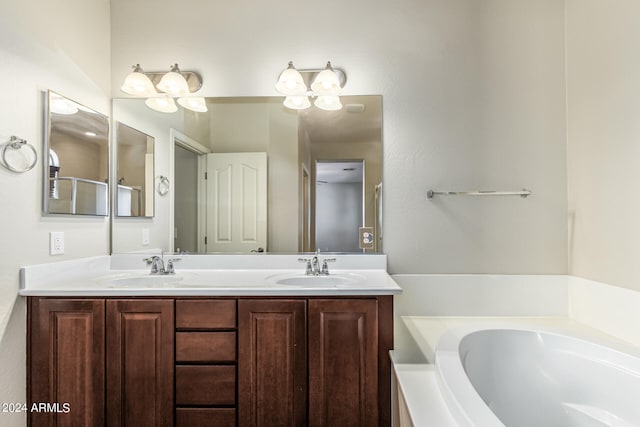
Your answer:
[115,122,155,217]
[111,95,382,254]
[44,91,109,216]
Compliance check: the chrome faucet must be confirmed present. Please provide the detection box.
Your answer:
[145,256,165,274]
[298,252,336,276]
[143,254,180,275]
[311,255,320,275]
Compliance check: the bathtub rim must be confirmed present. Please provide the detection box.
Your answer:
[433,321,640,427]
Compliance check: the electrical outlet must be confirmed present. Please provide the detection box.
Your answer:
[50,232,64,255]
[142,228,150,245]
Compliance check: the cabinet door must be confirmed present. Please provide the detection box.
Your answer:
[106,300,174,427]
[238,299,306,427]
[308,299,378,427]
[29,298,105,427]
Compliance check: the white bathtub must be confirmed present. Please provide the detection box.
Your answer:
[435,327,640,427]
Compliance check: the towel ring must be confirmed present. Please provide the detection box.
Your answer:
[157,175,170,196]
[1,136,37,173]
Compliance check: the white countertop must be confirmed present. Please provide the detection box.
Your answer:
[19,254,402,296]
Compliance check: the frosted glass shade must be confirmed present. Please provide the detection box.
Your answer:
[121,67,157,96]
[156,70,190,96]
[276,62,307,95]
[178,97,208,112]
[310,65,342,96]
[314,95,342,111]
[145,97,178,113]
[283,96,311,110]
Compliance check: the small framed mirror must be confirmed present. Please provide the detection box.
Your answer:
[115,122,155,217]
[44,91,110,216]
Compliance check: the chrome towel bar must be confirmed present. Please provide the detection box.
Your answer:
[427,189,532,199]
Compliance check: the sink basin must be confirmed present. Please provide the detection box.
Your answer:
[271,273,365,287]
[99,274,185,288]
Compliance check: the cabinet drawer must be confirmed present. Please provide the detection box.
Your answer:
[176,332,236,362]
[176,408,236,427]
[176,365,236,405]
[176,300,236,329]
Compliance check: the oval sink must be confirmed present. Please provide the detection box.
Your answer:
[273,273,365,287]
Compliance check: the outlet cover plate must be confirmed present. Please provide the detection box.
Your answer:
[50,232,64,255]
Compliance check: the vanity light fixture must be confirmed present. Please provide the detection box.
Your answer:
[120,63,205,113]
[276,62,308,95]
[120,64,158,97]
[156,64,190,96]
[275,61,346,111]
[310,62,342,96]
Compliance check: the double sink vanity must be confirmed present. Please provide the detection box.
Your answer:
[20,253,401,427]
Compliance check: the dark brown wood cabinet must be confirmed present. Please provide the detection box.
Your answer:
[29,298,106,427]
[175,299,238,427]
[28,298,174,427]
[238,299,307,427]
[28,295,392,427]
[308,299,378,427]
[237,297,392,427]
[106,300,174,427]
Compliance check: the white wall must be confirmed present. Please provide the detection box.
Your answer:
[111,0,568,274]
[0,1,110,425]
[566,0,640,292]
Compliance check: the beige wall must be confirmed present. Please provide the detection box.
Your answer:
[566,1,640,291]
[0,0,110,424]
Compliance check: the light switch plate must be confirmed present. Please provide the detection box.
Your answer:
[50,232,64,255]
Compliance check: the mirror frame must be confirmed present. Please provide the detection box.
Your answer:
[43,90,110,217]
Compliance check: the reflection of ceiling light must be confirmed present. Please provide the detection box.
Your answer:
[314,95,342,111]
[50,94,79,115]
[84,131,97,137]
[276,61,346,111]
[283,95,311,110]
[156,64,190,96]
[120,64,158,96]
[177,97,208,112]
[145,97,178,113]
